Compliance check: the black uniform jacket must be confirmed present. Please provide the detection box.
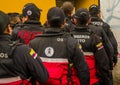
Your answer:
[64,16,76,32]
[0,34,48,83]
[88,24,114,69]
[71,26,110,82]
[29,28,90,85]
[90,16,118,66]
[12,20,44,41]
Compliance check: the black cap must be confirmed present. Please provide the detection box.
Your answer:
[75,8,90,24]
[75,8,89,19]
[47,7,65,23]
[89,4,100,16]
[22,3,42,20]
[0,11,10,34]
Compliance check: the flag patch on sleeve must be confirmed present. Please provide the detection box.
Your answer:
[29,49,37,59]
[96,42,104,50]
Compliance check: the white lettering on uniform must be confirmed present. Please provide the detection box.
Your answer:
[57,38,64,42]
[73,35,90,39]
[92,22,103,26]
[78,39,85,43]
[73,35,90,43]
[0,53,8,58]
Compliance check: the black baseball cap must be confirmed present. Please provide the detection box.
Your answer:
[47,7,65,23]
[22,3,42,20]
[75,8,90,24]
[75,8,90,19]
[0,11,10,34]
[89,4,100,16]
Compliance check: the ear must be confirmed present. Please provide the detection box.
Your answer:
[22,15,28,23]
[61,19,66,28]
[87,17,91,25]
[4,24,12,35]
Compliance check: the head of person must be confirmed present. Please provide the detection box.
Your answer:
[47,7,65,28]
[0,11,12,35]
[61,1,74,17]
[7,12,21,28]
[74,8,90,26]
[22,3,42,22]
[89,4,100,17]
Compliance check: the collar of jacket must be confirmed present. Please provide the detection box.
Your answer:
[0,34,11,42]
[37,28,65,37]
[91,16,103,22]
[44,27,64,34]
[74,25,89,32]
[24,20,42,25]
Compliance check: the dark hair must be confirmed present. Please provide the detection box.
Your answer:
[61,1,74,15]
[7,12,20,23]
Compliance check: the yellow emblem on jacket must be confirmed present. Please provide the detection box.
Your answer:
[29,49,37,59]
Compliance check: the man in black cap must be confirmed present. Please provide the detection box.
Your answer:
[89,4,118,68]
[0,10,48,85]
[29,7,90,85]
[12,3,44,44]
[72,8,111,85]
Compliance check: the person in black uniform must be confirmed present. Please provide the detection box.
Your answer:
[89,4,118,67]
[29,7,90,85]
[0,11,48,85]
[71,8,110,85]
[88,24,114,70]
[12,3,44,44]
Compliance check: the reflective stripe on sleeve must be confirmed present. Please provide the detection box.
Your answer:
[83,52,94,56]
[0,76,21,83]
[40,57,68,63]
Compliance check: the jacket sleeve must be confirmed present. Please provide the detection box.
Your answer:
[101,28,114,69]
[93,35,110,85]
[102,23,118,64]
[19,45,49,83]
[27,47,49,83]
[11,28,19,41]
[67,37,90,85]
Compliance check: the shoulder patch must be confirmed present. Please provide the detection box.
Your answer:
[45,47,54,57]
[79,44,82,49]
[96,42,102,47]
[29,49,37,59]
[96,42,104,50]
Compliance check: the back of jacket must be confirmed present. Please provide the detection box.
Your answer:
[17,20,44,44]
[71,26,110,85]
[12,20,44,44]
[29,28,90,85]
